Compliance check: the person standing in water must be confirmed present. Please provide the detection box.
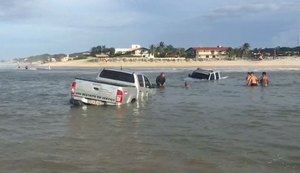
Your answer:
[259,72,270,87]
[247,72,258,86]
[184,81,190,89]
[156,72,166,87]
[245,72,251,84]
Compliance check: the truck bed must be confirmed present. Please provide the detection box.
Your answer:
[71,78,137,105]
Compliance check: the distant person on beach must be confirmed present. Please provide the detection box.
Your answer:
[156,72,166,87]
[259,72,270,87]
[247,72,258,86]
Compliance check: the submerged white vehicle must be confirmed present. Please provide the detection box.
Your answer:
[70,68,155,106]
[186,69,228,81]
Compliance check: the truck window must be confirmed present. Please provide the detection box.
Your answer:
[144,76,151,88]
[191,72,209,80]
[99,70,134,83]
[138,75,144,87]
[210,73,215,80]
[215,72,220,80]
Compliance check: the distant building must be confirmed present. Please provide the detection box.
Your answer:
[50,57,57,62]
[83,52,90,56]
[115,45,140,54]
[61,54,70,62]
[129,47,149,57]
[115,44,149,57]
[186,46,229,59]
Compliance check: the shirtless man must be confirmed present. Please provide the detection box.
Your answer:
[259,72,270,87]
[247,72,258,86]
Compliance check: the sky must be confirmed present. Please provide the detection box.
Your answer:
[1,0,300,59]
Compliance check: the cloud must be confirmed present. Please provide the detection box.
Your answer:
[204,0,300,21]
[0,0,38,21]
[205,3,280,20]
[1,0,300,59]
[0,0,139,29]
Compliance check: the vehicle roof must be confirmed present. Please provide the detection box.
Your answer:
[193,69,220,74]
[101,68,136,75]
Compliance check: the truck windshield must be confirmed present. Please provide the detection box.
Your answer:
[99,70,135,83]
[191,72,209,80]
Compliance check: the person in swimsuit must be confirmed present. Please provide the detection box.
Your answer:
[247,72,258,86]
[259,72,270,87]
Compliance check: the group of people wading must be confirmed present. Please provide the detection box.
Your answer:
[246,71,270,87]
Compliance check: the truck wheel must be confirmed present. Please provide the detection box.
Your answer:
[131,99,137,103]
[70,99,83,106]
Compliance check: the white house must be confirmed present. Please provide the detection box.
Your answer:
[115,44,142,54]
[186,46,229,59]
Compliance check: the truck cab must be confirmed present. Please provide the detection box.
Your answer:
[188,69,222,80]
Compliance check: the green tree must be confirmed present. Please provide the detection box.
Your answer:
[226,47,234,57]
[241,43,251,58]
[90,45,115,57]
[157,41,166,57]
[177,48,186,57]
[149,44,156,55]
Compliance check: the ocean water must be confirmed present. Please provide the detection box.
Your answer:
[0,67,299,173]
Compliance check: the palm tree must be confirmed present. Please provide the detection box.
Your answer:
[226,47,234,58]
[178,48,186,57]
[165,45,174,56]
[157,41,166,57]
[159,41,165,49]
[241,43,250,58]
[149,44,156,55]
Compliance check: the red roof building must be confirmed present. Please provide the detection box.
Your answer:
[186,47,229,59]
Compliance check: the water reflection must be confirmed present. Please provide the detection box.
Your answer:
[67,102,222,173]
[67,95,150,138]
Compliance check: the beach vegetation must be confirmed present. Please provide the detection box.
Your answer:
[225,43,252,59]
[149,42,186,58]
[13,43,300,63]
[90,45,115,57]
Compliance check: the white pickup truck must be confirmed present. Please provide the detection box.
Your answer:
[70,69,154,106]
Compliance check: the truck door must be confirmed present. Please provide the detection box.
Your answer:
[209,73,215,80]
[138,74,153,92]
[137,74,146,93]
[215,72,220,80]
[137,74,144,87]
[144,76,151,88]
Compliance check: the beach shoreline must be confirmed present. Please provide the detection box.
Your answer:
[34,57,300,70]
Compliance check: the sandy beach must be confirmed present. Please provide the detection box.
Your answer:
[37,57,300,70]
